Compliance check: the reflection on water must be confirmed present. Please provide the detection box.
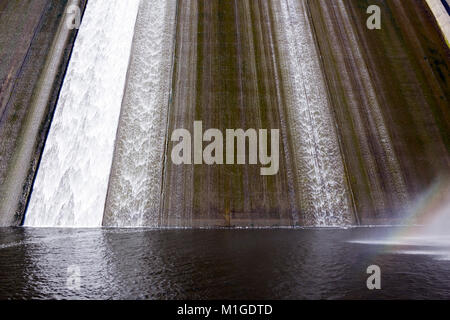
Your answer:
[0,227,449,299]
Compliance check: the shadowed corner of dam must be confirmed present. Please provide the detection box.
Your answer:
[0,0,88,226]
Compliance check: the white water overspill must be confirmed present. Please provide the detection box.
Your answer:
[270,0,353,226]
[25,0,140,227]
[103,0,177,227]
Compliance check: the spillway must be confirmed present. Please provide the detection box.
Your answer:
[102,0,177,227]
[25,0,140,227]
[12,0,448,228]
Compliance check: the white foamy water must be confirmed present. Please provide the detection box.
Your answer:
[103,0,177,227]
[270,0,352,226]
[25,0,140,227]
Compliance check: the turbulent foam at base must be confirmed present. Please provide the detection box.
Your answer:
[25,0,140,227]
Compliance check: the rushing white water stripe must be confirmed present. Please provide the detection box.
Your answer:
[103,0,177,227]
[270,0,353,226]
[25,0,140,227]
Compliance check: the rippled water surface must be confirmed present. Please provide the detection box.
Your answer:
[0,227,449,299]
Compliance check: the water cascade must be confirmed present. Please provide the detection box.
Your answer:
[103,0,177,227]
[25,0,140,227]
[18,0,447,228]
[270,0,353,225]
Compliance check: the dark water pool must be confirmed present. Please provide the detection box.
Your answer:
[0,227,449,299]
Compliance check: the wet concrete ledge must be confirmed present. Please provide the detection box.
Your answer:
[0,0,87,226]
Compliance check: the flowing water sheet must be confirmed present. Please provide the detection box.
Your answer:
[103,0,177,227]
[25,0,140,227]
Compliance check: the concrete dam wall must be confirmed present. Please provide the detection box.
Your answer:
[0,0,448,227]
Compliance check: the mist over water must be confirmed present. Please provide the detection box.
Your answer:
[351,178,450,261]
